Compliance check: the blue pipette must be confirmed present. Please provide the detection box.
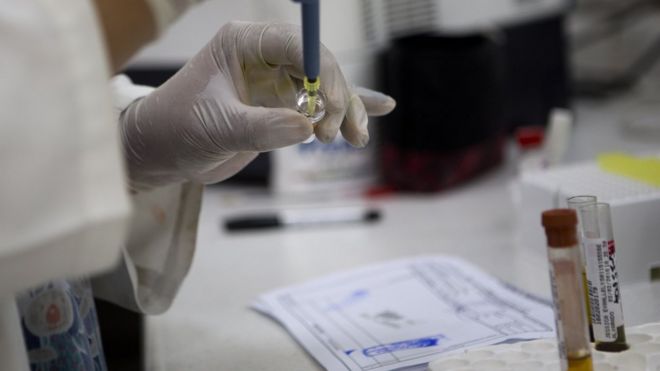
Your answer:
[292,0,320,82]
[292,0,321,115]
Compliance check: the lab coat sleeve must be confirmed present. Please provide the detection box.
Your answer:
[91,75,203,315]
[0,0,131,297]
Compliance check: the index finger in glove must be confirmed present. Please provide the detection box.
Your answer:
[339,88,397,147]
[353,86,397,117]
[222,103,314,152]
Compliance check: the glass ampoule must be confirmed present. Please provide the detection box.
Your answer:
[296,77,326,124]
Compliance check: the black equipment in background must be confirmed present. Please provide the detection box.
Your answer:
[379,14,570,192]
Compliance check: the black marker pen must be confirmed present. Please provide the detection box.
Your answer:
[224,207,381,232]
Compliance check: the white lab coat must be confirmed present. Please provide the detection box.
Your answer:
[90,77,203,315]
[0,0,201,312]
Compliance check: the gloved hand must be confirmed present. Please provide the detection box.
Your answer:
[120,22,396,191]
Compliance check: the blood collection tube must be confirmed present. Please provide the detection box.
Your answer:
[542,209,593,371]
[567,195,597,343]
[578,203,628,352]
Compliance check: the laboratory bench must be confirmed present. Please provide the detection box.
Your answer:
[143,94,660,370]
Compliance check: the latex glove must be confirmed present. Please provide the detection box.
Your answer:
[121,22,396,191]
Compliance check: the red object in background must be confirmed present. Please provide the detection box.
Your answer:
[515,126,545,149]
[381,136,506,193]
[365,185,396,199]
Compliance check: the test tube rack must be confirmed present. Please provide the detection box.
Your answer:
[427,322,660,371]
[515,157,660,285]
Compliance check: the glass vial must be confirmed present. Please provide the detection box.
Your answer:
[578,203,628,352]
[542,209,593,371]
[296,78,326,124]
[567,195,598,343]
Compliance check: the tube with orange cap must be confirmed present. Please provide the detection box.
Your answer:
[542,209,594,371]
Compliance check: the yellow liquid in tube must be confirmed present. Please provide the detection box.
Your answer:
[568,354,593,371]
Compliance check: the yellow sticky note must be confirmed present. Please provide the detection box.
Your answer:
[598,153,660,187]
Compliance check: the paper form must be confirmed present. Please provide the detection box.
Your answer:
[253,256,555,371]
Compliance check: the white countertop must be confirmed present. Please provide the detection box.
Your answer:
[144,96,660,370]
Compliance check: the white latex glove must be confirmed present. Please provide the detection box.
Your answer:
[121,22,396,191]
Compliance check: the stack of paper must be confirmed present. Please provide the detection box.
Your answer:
[253,256,555,371]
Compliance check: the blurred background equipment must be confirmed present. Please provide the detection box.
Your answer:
[369,0,572,191]
[570,0,660,97]
[379,33,509,191]
[517,154,660,285]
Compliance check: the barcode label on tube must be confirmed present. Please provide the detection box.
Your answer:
[585,238,622,341]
